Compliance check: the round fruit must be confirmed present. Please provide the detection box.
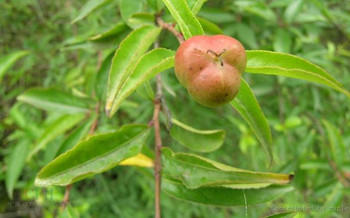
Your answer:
[174,35,246,107]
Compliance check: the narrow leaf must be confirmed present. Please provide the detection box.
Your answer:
[0,50,29,81]
[35,124,149,186]
[161,0,204,39]
[5,139,30,199]
[235,23,258,49]
[110,48,175,114]
[28,114,85,161]
[231,79,273,166]
[128,13,155,29]
[120,0,145,26]
[18,88,95,114]
[89,22,128,41]
[72,0,111,24]
[170,118,225,152]
[197,17,223,35]
[106,25,161,117]
[162,148,293,189]
[162,177,294,206]
[58,205,79,218]
[273,29,292,53]
[318,183,344,218]
[322,120,346,167]
[188,0,207,15]
[95,52,114,102]
[246,50,350,98]
[56,115,96,156]
[284,0,303,24]
[136,81,155,100]
[119,153,154,167]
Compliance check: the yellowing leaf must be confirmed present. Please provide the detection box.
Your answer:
[120,153,154,168]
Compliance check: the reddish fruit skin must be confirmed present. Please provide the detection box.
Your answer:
[174,35,246,107]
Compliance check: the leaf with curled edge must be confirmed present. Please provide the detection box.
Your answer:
[231,79,273,166]
[35,124,149,186]
[162,148,293,189]
[162,177,294,206]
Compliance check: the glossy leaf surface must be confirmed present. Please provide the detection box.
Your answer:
[35,124,149,186]
[231,79,273,166]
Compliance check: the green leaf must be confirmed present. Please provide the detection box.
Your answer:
[128,13,155,29]
[161,0,204,39]
[89,22,128,41]
[28,114,85,161]
[147,0,164,12]
[162,148,293,189]
[162,177,294,206]
[120,0,146,27]
[274,29,292,53]
[0,50,29,82]
[317,183,344,218]
[72,0,111,24]
[5,139,30,199]
[264,211,297,218]
[56,115,97,156]
[284,0,303,24]
[197,17,223,35]
[322,120,346,167]
[18,88,95,114]
[246,50,350,98]
[244,3,276,22]
[187,0,207,15]
[198,8,235,24]
[35,124,149,186]
[235,23,258,49]
[170,119,225,152]
[231,79,273,166]
[109,48,175,114]
[136,81,155,100]
[95,53,114,102]
[105,25,161,117]
[58,204,79,218]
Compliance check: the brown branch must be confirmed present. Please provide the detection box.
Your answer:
[89,102,100,134]
[153,73,163,218]
[156,17,184,44]
[61,184,72,210]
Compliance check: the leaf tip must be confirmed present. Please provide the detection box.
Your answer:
[288,174,295,182]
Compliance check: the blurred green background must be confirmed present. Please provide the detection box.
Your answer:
[1,0,350,217]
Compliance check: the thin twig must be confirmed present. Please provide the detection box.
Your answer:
[153,18,182,217]
[61,184,72,210]
[156,16,184,44]
[152,41,164,218]
[153,74,163,218]
[89,102,100,134]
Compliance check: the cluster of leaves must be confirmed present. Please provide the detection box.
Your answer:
[1,0,350,217]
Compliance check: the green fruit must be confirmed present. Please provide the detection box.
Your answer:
[174,35,246,107]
